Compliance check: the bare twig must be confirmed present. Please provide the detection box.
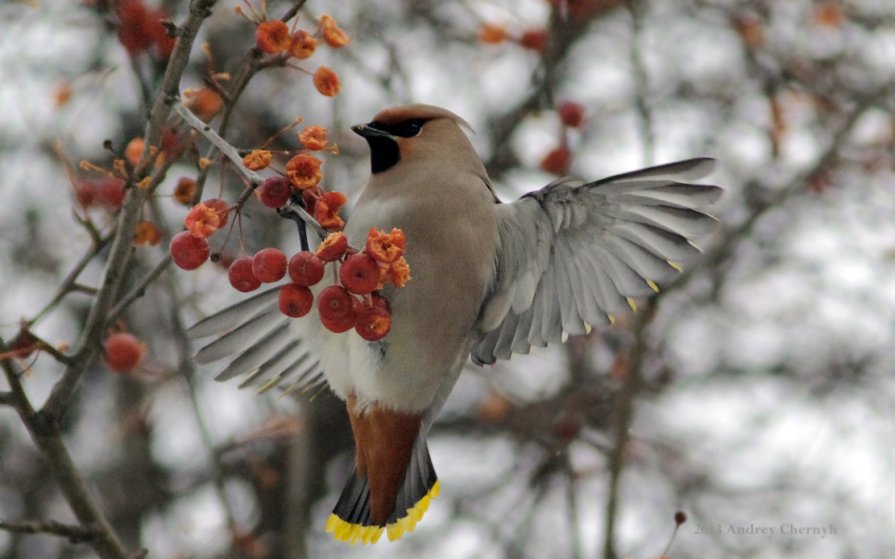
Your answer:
[627,1,655,165]
[0,519,101,544]
[106,255,172,322]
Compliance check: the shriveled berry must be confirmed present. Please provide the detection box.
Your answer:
[252,248,287,283]
[103,332,146,373]
[229,256,261,292]
[259,176,293,208]
[558,101,586,128]
[278,283,314,317]
[170,231,210,270]
[318,285,354,321]
[288,251,325,286]
[202,198,230,227]
[354,299,391,341]
[519,29,548,51]
[316,231,348,262]
[339,253,380,295]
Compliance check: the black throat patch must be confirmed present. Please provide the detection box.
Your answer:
[367,136,400,174]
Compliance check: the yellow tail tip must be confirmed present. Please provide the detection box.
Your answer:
[326,514,383,545]
[386,480,441,542]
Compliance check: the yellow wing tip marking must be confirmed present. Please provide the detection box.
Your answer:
[608,314,616,325]
[386,480,441,542]
[647,279,660,293]
[667,260,683,272]
[626,297,638,312]
[325,514,383,546]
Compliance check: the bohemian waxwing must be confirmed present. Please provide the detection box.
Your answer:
[188,104,722,544]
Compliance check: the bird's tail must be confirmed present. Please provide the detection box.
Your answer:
[325,437,439,544]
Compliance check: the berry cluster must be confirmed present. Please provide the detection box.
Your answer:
[225,228,409,342]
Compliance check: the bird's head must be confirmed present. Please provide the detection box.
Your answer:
[352,104,475,174]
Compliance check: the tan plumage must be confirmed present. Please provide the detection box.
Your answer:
[188,104,722,544]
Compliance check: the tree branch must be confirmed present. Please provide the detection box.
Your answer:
[0,519,101,544]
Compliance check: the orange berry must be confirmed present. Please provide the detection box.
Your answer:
[289,30,318,59]
[169,231,210,270]
[299,125,329,151]
[316,232,348,262]
[278,283,314,317]
[103,332,146,373]
[540,146,571,175]
[228,256,261,292]
[185,87,224,122]
[243,149,272,171]
[339,253,380,295]
[125,137,145,166]
[174,177,197,205]
[313,66,341,97]
[256,20,291,53]
[320,14,351,48]
[134,220,162,246]
[258,176,293,208]
[479,23,508,44]
[252,248,287,283]
[285,153,323,190]
[288,251,325,286]
[558,101,585,128]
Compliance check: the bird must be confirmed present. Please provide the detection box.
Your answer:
[187,104,722,545]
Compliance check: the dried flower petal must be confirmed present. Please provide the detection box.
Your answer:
[184,202,221,239]
[313,66,341,97]
[174,177,197,205]
[313,191,347,230]
[134,220,162,246]
[243,149,272,171]
[378,256,411,289]
[289,30,318,59]
[256,20,291,53]
[365,228,406,264]
[285,153,323,190]
[320,14,351,48]
[299,125,328,151]
[479,23,508,44]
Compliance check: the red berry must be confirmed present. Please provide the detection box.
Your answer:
[320,312,356,333]
[318,285,354,321]
[519,29,548,51]
[103,332,146,373]
[288,251,325,286]
[339,253,380,295]
[202,198,230,227]
[252,248,287,283]
[228,256,262,292]
[540,146,571,175]
[354,298,392,341]
[94,177,126,211]
[170,231,210,270]
[259,176,293,208]
[278,283,314,317]
[558,101,585,128]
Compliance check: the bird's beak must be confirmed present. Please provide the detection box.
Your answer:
[352,123,395,140]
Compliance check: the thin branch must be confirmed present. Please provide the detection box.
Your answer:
[602,303,654,559]
[627,0,655,165]
[44,0,219,420]
[106,255,172,322]
[0,519,101,544]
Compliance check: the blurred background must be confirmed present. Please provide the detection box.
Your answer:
[2,0,895,558]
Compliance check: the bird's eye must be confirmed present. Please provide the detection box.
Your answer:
[371,119,427,138]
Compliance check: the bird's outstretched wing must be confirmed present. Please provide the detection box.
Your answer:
[473,158,722,365]
[187,287,325,394]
